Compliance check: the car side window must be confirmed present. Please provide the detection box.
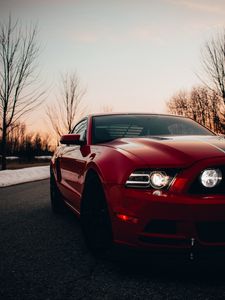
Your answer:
[72,119,87,142]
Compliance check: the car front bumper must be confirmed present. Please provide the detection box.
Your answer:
[106,185,225,254]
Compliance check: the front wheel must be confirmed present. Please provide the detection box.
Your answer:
[80,174,113,256]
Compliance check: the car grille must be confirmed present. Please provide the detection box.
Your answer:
[144,220,177,235]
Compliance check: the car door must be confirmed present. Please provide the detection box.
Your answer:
[59,119,89,212]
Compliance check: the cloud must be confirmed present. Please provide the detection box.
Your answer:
[72,31,99,43]
[131,26,164,44]
[66,25,164,46]
[168,0,225,14]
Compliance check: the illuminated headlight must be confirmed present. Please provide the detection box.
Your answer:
[126,170,174,189]
[200,168,222,188]
[149,171,170,189]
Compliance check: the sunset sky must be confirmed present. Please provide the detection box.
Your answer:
[1,0,225,133]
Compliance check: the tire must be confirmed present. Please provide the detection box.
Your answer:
[50,172,67,214]
[80,173,113,256]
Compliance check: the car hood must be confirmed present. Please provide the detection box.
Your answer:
[107,135,225,168]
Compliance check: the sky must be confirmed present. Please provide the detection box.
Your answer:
[1,0,225,134]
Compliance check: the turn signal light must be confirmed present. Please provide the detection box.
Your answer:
[116,213,138,224]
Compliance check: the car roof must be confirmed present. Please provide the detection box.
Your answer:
[87,112,188,119]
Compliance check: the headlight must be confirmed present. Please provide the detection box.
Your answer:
[125,169,176,189]
[149,171,170,189]
[126,172,150,188]
[200,168,222,188]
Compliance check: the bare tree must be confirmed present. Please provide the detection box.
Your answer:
[46,72,85,143]
[200,30,225,104]
[0,15,44,170]
[167,86,225,133]
[166,90,189,117]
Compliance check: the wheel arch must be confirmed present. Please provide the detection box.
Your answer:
[82,166,104,200]
[81,165,114,218]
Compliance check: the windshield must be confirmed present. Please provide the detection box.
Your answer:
[92,114,214,144]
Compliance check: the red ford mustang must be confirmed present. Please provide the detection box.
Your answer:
[50,113,225,258]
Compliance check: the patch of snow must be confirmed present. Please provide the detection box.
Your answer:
[34,156,52,160]
[0,166,50,187]
[6,156,19,160]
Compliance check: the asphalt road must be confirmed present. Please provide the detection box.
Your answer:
[1,180,225,300]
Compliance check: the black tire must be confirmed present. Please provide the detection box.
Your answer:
[80,173,113,256]
[50,172,67,214]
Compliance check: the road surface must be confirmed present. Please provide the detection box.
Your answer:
[1,180,225,299]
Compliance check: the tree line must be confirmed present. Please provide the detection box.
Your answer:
[167,31,225,133]
[167,86,225,133]
[4,121,51,159]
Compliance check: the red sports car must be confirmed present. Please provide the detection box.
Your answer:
[50,113,225,258]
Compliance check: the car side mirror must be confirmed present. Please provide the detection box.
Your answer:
[60,134,85,145]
